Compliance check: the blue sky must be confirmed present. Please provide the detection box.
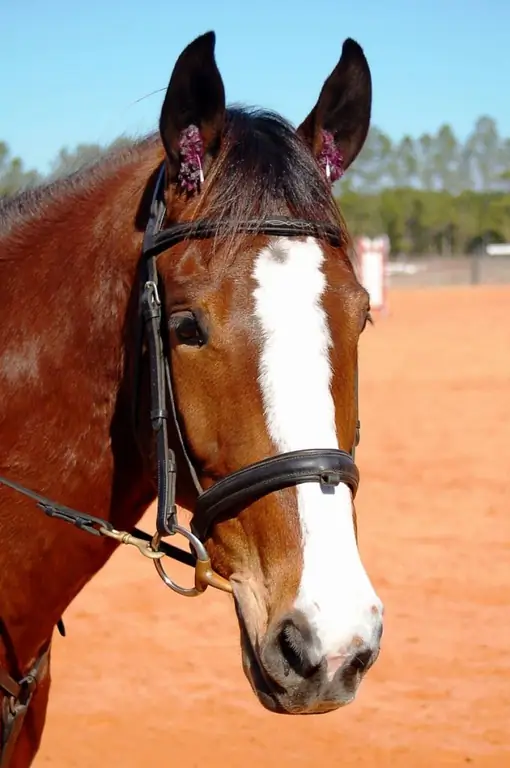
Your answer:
[2,0,509,174]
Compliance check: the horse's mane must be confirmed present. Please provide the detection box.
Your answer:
[194,106,349,262]
[0,106,350,260]
[0,135,158,237]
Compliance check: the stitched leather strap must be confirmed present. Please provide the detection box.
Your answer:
[143,217,343,261]
[191,448,359,541]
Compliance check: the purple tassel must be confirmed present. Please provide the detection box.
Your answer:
[177,124,204,194]
[317,130,344,183]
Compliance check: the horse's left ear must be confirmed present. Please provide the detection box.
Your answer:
[297,38,372,182]
[159,31,226,193]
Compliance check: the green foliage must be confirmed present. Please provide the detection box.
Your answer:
[340,115,510,194]
[338,187,510,254]
[1,114,510,255]
[0,136,133,197]
[46,136,134,181]
[0,141,42,197]
[331,114,510,254]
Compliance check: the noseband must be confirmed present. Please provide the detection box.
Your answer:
[0,163,361,599]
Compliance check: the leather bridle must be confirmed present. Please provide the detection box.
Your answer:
[0,162,361,761]
[136,163,361,590]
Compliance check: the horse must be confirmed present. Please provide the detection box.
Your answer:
[0,30,383,766]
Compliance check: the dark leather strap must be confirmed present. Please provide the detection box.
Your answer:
[0,645,50,767]
[140,168,343,262]
[0,474,196,568]
[140,276,177,536]
[192,448,359,541]
[0,673,19,702]
[136,163,203,536]
[143,217,343,260]
[353,365,360,461]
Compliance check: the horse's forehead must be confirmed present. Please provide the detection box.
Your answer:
[174,237,361,338]
[177,238,262,305]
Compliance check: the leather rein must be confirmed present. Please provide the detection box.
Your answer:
[0,162,361,761]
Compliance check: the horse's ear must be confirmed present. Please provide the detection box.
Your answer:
[297,38,372,182]
[159,31,226,192]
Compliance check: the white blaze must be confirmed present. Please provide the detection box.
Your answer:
[252,236,382,666]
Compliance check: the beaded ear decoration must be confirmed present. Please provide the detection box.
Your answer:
[177,124,205,194]
[317,130,344,183]
[176,125,343,191]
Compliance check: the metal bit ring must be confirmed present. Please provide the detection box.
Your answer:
[151,524,232,597]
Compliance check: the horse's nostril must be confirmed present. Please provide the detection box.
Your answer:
[349,647,374,673]
[340,645,378,683]
[277,618,320,679]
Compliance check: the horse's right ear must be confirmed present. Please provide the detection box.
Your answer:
[159,31,226,193]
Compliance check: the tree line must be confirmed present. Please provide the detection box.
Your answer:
[2,116,509,255]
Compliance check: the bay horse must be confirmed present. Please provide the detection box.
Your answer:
[0,31,383,766]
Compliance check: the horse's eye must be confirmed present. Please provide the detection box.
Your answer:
[170,311,207,347]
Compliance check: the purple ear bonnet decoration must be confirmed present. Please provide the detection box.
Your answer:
[318,130,344,183]
[177,124,204,194]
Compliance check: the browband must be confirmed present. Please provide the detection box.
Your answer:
[143,217,344,260]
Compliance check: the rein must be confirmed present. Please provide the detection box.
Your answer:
[0,162,361,760]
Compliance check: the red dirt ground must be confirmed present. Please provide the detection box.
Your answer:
[35,286,510,767]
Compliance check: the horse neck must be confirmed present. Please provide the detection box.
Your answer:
[0,144,163,668]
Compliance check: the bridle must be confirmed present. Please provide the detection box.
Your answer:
[138,164,361,588]
[0,162,360,761]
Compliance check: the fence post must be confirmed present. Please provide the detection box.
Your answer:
[470,247,482,285]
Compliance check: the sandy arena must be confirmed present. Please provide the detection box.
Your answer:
[35,286,510,767]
